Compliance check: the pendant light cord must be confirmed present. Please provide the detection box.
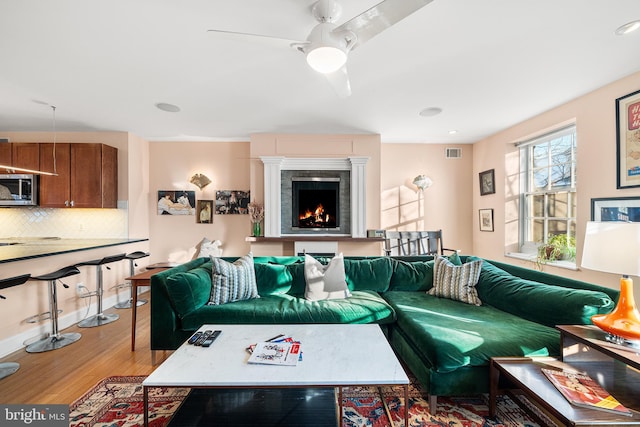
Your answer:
[51,105,57,175]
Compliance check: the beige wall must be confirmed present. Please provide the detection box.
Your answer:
[472,71,640,296]
[380,143,474,254]
[148,141,252,261]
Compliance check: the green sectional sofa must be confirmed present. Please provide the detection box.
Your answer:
[150,254,617,410]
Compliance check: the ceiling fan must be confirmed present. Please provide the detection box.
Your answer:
[208,0,434,98]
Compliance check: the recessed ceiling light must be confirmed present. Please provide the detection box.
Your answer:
[448,130,458,135]
[615,20,640,35]
[419,107,442,117]
[155,102,181,113]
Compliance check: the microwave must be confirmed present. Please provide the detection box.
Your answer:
[0,174,38,206]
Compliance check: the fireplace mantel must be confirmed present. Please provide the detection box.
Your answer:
[261,156,369,238]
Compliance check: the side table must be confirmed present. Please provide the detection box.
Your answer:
[126,266,172,351]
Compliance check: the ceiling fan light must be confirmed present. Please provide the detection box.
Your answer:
[306,46,347,74]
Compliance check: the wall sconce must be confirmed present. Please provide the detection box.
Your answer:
[412,174,433,191]
[190,173,211,190]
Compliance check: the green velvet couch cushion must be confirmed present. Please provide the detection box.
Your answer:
[389,253,462,292]
[344,257,393,292]
[164,265,213,317]
[254,263,293,296]
[383,291,559,373]
[180,290,396,330]
[468,257,616,327]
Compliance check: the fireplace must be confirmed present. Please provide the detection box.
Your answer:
[260,156,369,237]
[292,177,339,229]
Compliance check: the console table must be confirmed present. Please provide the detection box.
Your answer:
[490,325,640,425]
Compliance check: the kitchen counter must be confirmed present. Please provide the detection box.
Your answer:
[0,237,149,263]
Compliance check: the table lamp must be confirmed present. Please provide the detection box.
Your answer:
[581,221,640,343]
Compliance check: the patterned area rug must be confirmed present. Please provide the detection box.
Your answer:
[69,376,556,427]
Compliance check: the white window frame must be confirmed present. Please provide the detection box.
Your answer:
[515,125,577,267]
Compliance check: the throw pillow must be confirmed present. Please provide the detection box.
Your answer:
[304,253,351,301]
[208,253,259,305]
[198,240,223,258]
[428,256,483,306]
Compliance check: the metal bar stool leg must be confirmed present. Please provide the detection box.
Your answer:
[115,251,149,309]
[77,253,125,328]
[26,267,82,353]
[0,274,30,378]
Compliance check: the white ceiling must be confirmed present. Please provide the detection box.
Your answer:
[0,0,639,144]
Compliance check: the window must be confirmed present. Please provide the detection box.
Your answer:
[519,125,577,256]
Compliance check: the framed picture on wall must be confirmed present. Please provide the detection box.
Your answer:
[196,200,213,223]
[479,208,494,232]
[215,190,250,214]
[157,190,195,215]
[591,197,640,222]
[479,169,495,196]
[616,89,640,189]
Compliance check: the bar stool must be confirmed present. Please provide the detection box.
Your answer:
[0,274,30,378]
[76,253,126,328]
[26,266,82,353]
[114,251,150,309]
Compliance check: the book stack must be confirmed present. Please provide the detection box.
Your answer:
[247,334,302,366]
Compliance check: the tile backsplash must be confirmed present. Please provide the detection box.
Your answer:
[0,207,127,238]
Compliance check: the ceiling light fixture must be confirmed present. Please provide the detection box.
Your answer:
[155,102,181,113]
[448,130,458,135]
[419,107,443,117]
[303,23,354,74]
[615,20,640,35]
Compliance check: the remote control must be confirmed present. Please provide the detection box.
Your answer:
[195,330,212,346]
[201,330,221,347]
[188,331,203,345]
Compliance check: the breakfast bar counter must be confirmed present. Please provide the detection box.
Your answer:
[0,238,149,264]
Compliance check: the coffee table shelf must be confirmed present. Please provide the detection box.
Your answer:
[490,325,640,426]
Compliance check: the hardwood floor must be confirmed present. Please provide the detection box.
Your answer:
[0,292,165,404]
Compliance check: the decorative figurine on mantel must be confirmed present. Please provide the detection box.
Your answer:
[248,203,264,237]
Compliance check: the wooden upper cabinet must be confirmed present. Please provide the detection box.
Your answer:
[13,143,40,171]
[39,143,117,208]
[0,143,40,171]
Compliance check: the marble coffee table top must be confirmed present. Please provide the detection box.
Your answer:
[143,324,409,388]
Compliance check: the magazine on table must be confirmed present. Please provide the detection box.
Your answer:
[541,368,632,416]
[247,340,301,366]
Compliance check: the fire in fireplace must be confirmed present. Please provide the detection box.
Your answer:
[292,177,339,229]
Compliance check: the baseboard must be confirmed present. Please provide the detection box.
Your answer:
[0,294,121,358]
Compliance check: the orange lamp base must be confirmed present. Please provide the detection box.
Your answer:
[591,276,640,341]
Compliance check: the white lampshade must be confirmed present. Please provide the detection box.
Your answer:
[582,221,640,276]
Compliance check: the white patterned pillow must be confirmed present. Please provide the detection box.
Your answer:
[304,253,351,301]
[428,256,483,306]
[208,253,259,305]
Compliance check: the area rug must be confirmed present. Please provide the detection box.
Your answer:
[69,376,556,427]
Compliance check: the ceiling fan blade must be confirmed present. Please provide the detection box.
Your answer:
[207,29,304,48]
[334,0,434,50]
[324,65,351,98]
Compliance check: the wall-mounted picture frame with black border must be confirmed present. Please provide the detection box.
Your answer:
[591,196,640,222]
[479,208,494,232]
[479,169,495,196]
[616,88,640,189]
[196,200,213,223]
[157,190,195,215]
[215,190,250,214]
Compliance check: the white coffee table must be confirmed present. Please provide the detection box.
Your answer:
[143,324,409,426]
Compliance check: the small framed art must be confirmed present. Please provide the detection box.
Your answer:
[591,196,640,222]
[196,200,213,223]
[616,89,640,189]
[479,208,494,232]
[479,169,495,196]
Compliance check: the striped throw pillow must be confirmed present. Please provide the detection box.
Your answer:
[428,256,483,306]
[208,253,259,305]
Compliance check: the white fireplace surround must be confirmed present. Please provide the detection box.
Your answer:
[261,156,369,238]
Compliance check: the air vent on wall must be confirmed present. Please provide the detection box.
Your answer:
[445,148,462,159]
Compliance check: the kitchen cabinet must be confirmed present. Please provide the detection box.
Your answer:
[39,143,117,208]
[0,143,40,172]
